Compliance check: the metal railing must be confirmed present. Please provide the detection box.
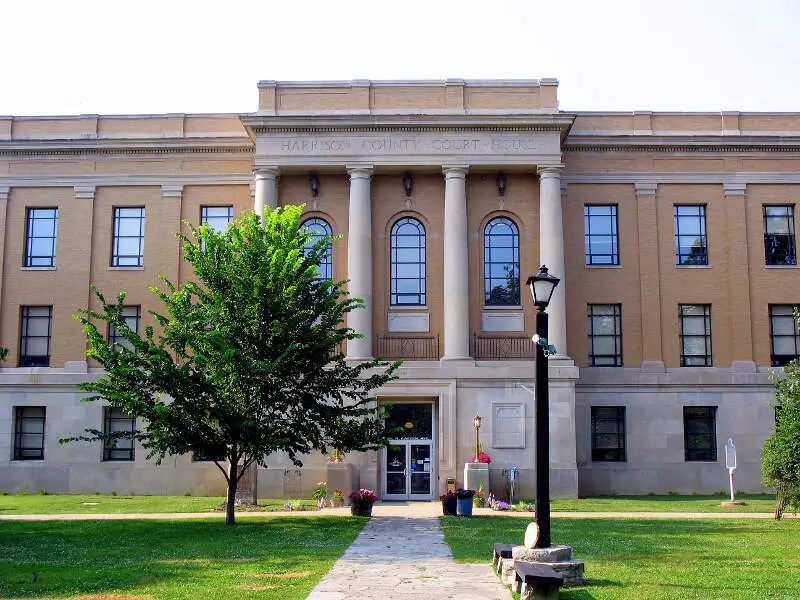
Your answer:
[473,334,534,360]
[375,334,440,360]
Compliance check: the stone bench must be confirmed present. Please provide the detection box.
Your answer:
[512,561,564,600]
[492,543,514,567]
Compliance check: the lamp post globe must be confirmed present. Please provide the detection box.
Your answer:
[526,264,560,311]
[527,264,560,549]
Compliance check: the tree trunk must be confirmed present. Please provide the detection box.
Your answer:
[774,488,787,520]
[226,461,238,526]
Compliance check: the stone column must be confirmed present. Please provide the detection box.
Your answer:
[346,166,374,360]
[442,165,471,360]
[538,166,567,356]
[253,167,279,220]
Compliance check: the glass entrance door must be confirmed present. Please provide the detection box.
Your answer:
[382,402,434,500]
[383,441,433,500]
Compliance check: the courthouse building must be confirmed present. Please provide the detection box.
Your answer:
[0,79,795,499]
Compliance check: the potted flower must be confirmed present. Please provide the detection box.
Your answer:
[456,489,475,517]
[331,489,344,508]
[440,490,458,515]
[349,488,377,516]
[473,483,485,508]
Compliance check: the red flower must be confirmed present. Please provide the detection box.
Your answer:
[349,489,377,504]
[472,451,491,464]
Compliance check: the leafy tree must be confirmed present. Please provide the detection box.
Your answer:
[763,354,800,519]
[65,207,399,525]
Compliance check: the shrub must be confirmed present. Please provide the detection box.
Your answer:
[38,488,48,496]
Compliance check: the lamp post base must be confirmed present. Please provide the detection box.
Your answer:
[464,462,489,492]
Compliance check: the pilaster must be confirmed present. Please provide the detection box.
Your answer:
[723,182,754,366]
[634,182,664,369]
[0,187,9,345]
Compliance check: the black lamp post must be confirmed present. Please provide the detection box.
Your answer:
[526,264,560,549]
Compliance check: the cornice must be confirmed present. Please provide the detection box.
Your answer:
[565,134,800,153]
[0,138,254,158]
[242,113,575,134]
[0,174,252,188]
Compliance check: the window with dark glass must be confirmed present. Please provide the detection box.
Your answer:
[201,206,233,233]
[111,207,145,267]
[674,205,708,265]
[769,305,800,366]
[300,217,333,281]
[591,407,626,461]
[14,406,46,460]
[679,304,712,366]
[103,407,135,461]
[584,205,619,265]
[588,304,623,366]
[390,217,426,305]
[684,406,717,461]
[19,306,52,367]
[764,205,796,265]
[484,217,520,305]
[108,305,141,351]
[25,208,58,267]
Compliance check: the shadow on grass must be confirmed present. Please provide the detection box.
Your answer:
[0,516,363,600]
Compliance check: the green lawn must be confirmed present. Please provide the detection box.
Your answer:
[0,516,365,599]
[0,494,316,514]
[549,493,777,514]
[441,515,800,599]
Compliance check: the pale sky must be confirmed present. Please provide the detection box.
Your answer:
[2,0,799,116]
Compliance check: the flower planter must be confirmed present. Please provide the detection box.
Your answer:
[441,498,458,515]
[331,499,343,508]
[350,503,373,516]
[456,496,474,517]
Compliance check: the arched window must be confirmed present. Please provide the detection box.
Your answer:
[391,217,426,305]
[484,217,520,305]
[300,217,333,281]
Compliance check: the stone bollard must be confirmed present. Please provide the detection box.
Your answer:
[501,558,515,585]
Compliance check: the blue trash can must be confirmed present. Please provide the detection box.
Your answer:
[456,496,473,517]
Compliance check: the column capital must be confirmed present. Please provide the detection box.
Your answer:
[347,164,373,179]
[161,184,184,199]
[74,185,96,200]
[442,165,469,178]
[634,182,658,197]
[723,182,747,197]
[537,166,564,180]
[254,166,280,180]
[0,186,9,201]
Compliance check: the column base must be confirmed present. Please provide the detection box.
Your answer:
[440,356,474,363]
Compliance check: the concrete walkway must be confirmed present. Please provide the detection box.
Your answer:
[305,514,512,600]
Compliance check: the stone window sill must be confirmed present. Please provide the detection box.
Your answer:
[765,265,800,269]
[585,264,622,269]
[676,264,712,269]
[107,266,145,271]
[20,266,56,271]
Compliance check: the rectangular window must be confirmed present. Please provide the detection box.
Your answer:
[201,206,233,233]
[674,205,708,265]
[108,305,141,351]
[591,406,626,462]
[14,406,46,460]
[684,406,717,461]
[25,208,58,267]
[679,304,712,367]
[764,205,796,265]
[769,305,800,366]
[584,205,619,265]
[588,304,623,366]
[103,407,135,461]
[19,306,52,367]
[112,207,145,267]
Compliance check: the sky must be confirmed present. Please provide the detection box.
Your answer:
[2,0,799,116]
